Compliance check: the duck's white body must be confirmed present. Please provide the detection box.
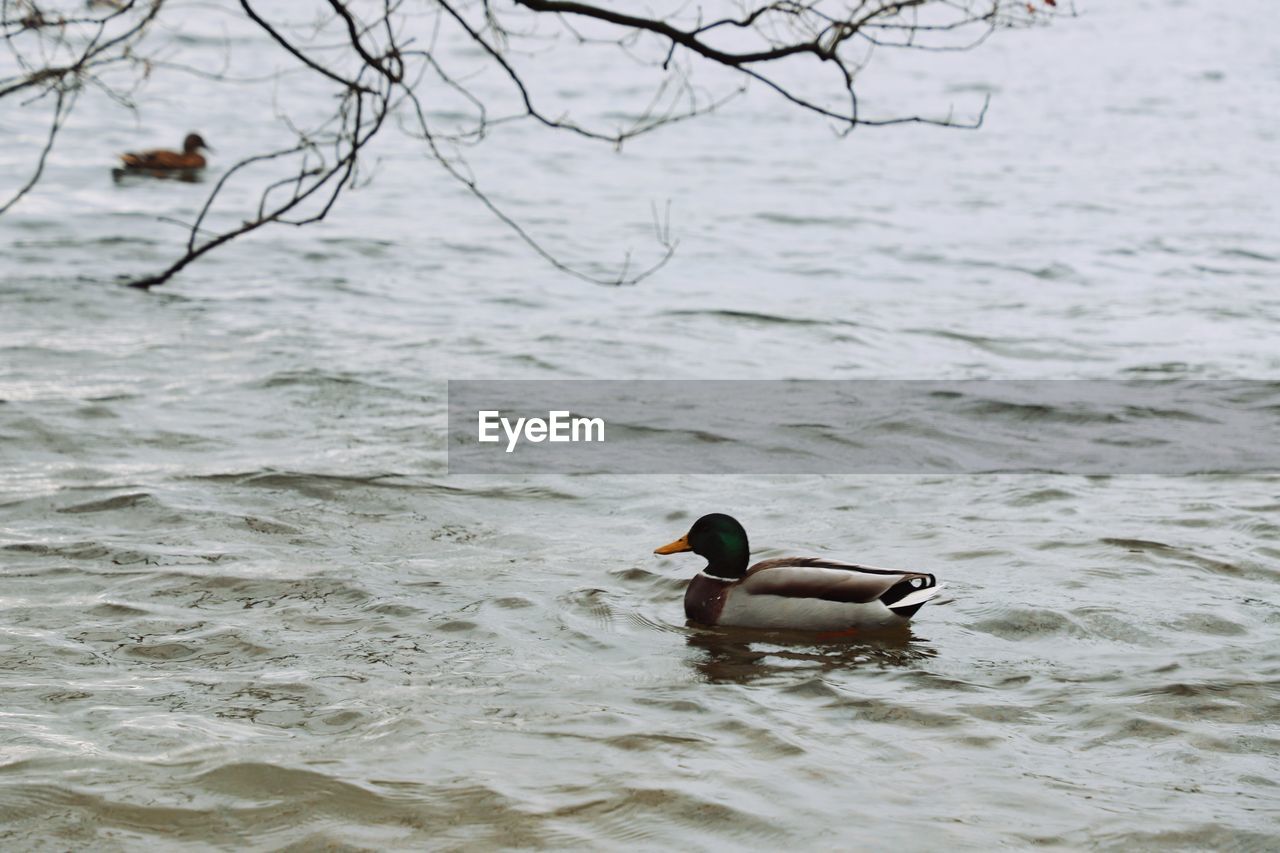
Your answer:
[684,558,942,630]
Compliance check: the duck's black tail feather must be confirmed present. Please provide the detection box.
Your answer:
[881,574,942,618]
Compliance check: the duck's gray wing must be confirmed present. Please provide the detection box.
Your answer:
[742,557,938,605]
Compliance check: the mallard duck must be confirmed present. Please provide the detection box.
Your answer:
[119,133,211,171]
[655,513,942,631]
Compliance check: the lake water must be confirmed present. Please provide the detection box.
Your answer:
[2,1,1279,849]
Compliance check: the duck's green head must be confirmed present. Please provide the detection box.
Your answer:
[654,513,750,579]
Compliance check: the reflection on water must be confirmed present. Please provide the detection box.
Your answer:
[685,625,937,685]
[110,168,206,184]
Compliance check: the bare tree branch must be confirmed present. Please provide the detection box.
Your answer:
[0,0,1073,290]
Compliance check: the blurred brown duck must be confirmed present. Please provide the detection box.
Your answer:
[119,133,211,171]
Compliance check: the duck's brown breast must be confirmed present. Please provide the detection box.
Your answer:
[683,573,732,625]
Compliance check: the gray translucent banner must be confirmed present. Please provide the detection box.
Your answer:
[446,380,1280,474]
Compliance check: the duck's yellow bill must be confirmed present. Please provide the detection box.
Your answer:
[654,535,691,555]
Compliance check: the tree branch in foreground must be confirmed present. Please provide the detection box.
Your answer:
[0,1,1072,289]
